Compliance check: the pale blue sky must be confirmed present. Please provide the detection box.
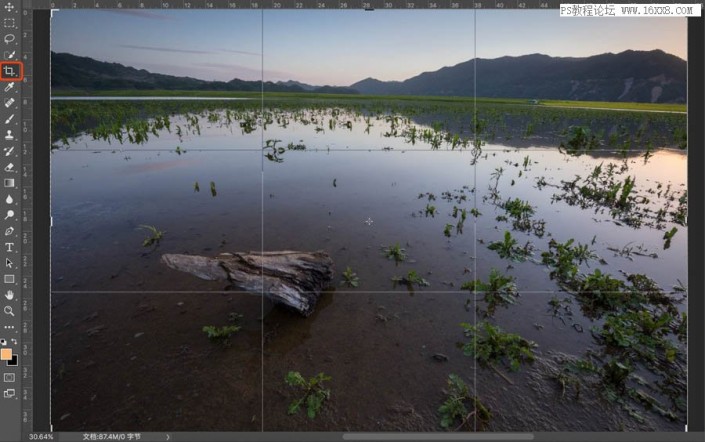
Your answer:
[51,9,687,86]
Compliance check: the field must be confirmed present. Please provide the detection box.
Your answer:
[50,96,687,432]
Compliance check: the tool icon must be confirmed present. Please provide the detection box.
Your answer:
[4,114,13,124]
[4,130,13,141]
[4,146,13,156]
[3,97,14,108]
[3,18,15,29]
[2,34,14,44]
[3,275,13,283]
[4,289,12,300]
[4,3,14,12]
[4,242,13,252]
[3,51,15,59]
[4,163,14,172]
[4,226,13,235]
[0,61,22,81]
[3,178,13,187]
[4,209,13,220]
[5,258,12,269]
[3,388,15,398]
[3,306,13,316]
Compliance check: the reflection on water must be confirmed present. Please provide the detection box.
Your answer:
[51,107,688,431]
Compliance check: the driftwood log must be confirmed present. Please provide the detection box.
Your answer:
[161,251,334,316]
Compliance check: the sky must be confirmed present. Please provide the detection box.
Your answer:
[51,9,687,86]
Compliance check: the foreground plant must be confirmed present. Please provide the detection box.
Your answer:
[487,231,533,262]
[462,269,518,317]
[392,270,430,288]
[438,374,491,430]
[202,325,241,345]
[285,371,332,419]
[138,224,165,248]
[460,321,536,372]
[383,243,407,263]
[340,266,360,288]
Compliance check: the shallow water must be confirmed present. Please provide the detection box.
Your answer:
[51,107,687,431]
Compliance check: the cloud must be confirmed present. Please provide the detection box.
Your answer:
[101,10,175,21]
[119,44,215,55]
[219,49,261,56]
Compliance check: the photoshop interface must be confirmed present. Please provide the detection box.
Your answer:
[0,1,703,441]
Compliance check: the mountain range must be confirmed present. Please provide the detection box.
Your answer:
[52,49,686,103]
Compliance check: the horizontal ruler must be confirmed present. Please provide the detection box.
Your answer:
[24,0,609,10]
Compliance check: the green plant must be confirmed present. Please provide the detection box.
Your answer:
[460,321,536,371]
[138,224,165,247]
[443,223,453,238]
[202,324,241,344]
[285,371,332,419]
[383,243,407,263]
[210,181,217,197]
[438,374,491,430]
[425,204,437,217]
[541,238,596,282]
[487,231,533,262]
[462,269,518,317]
[193,181,200,192]
[392,270,430,287]
[663,227,677,249]
[340,266,360,288]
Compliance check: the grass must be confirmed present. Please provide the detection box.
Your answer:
[285,371,332,419]
[52,89,687,113]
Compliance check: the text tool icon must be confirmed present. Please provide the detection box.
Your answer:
[0,61,22,81]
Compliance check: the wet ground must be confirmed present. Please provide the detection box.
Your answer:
[51,107,687,431]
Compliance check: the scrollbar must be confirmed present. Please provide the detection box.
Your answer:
[343,433,534,441]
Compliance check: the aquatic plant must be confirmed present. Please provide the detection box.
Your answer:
[438,374,491,431]
[392,270,430,288]
[460,321,536,372]
[138,224,165,248]
[462,269,518,317]
[340,266,360,288]
[383,243,407,263]
[202,324,241,344]
[285,371,332,419]
[487,231,533,262]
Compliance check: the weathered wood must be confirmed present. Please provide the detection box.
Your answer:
[161,251,334,316]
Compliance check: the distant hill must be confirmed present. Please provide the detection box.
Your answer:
[350,50,686,103]
[52,50,686,103]
[50,52,358,94]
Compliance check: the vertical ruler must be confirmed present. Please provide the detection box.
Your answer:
[20,4,33,435]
